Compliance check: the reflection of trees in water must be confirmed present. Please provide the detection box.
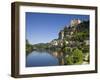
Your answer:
[29,50,66,65]
[57,52,65,65]
[37,50,65,65]
[50,51,65,65]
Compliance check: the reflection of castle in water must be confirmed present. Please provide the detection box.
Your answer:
[50,51,65,65]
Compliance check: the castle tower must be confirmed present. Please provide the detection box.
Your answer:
[59,30,64,39]
[70,19,81,27]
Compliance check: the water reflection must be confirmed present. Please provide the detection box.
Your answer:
[26,51,59,67]
[26,50,65,67]
[51,51,65,65]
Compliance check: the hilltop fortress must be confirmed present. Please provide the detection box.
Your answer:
[50,19,89,47]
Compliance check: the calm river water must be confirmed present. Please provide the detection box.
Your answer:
[26,51,59,67]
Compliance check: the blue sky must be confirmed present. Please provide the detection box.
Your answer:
[26,12,89,44]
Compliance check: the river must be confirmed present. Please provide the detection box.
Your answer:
[26,51,61,67]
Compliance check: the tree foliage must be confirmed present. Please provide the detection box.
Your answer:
[65,48,83,65]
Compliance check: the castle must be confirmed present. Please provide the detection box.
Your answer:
[70,19,81,27]
[50,19,82,46]
[59,19,81,40]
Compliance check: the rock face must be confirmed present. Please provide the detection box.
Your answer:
[59,30,64,39]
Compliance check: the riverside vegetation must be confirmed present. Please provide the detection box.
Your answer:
[26,19,89,65]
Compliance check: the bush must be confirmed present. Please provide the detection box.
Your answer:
[65,55,73,65]
[65,48,83,65]
[62,47,71,55]
[72,49,83,64]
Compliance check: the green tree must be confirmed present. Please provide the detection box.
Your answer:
[63,47,71,55]
[26,39,33,54]
[72,49,83,64]
[65,48,83,65]
[65,55,73,65]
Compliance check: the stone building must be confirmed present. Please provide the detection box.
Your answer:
[59,30,64,39]
[50,40,58,46]
[70,19,81,27]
